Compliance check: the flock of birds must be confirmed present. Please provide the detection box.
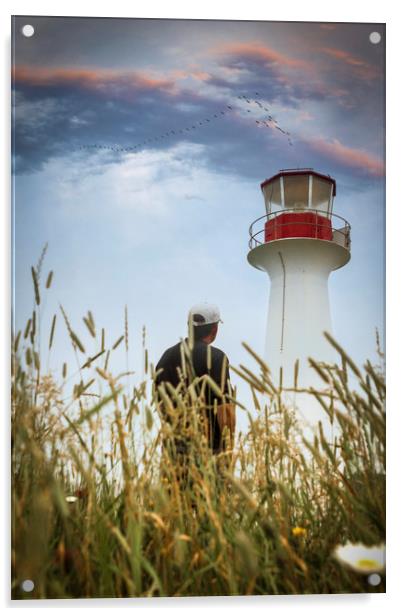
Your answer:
[79,92,293,154]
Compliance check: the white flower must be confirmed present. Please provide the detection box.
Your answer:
[333,542,385,573]
[66,495,78,503]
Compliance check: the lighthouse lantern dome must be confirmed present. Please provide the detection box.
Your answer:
[261,169,336,217]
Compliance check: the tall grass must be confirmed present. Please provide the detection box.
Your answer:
[11,261,385,598]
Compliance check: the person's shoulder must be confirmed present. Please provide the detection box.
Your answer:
[210,345,229,362]
[156,342,181,365]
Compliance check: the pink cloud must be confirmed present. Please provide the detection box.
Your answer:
[308,137,384,177]
[188,70,211,82]
[319,48,379,80]
[212,41,356,102]
[214,42,308,70]
[12,65,176,94]
[169,69,211,82]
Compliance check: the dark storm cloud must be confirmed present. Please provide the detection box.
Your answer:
[12,65,176,173]
[12,30,384,186]
[12,16,187,70]
[210,39,384,112]
[11,63,294,178]
[205,42,320,108]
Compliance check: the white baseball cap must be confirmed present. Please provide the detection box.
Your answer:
[188,303,223,326]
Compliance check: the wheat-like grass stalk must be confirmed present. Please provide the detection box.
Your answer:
[11,261,386,599]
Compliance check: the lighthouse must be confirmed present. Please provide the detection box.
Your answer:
[247,169,351,435]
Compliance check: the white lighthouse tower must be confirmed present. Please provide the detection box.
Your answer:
[247,169,351,436]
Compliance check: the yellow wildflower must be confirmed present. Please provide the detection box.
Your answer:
[292,526,307,537]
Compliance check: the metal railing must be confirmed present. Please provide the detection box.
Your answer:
[248,209,351,251]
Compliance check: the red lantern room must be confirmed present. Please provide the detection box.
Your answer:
[260,169,336,242]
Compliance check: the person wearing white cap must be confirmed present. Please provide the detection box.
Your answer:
[155,302,235,475]
[188,302,223,329]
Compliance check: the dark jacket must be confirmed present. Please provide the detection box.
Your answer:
[155,339,230,453]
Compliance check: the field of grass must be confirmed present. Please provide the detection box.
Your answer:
[11,259,385,599]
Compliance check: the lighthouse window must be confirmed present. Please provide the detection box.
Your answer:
[262,177,282,213]
[311,177,332,214]
[283,174,309,210]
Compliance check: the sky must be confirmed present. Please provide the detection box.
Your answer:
[11,16,385,428]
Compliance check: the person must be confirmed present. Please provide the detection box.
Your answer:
[154,303,235,486]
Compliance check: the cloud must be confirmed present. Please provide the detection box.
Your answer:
[11,33,384,188]
[12,71,384,189]
[12,65,176,98]
[12,92,64,130]
[319,48,380,80]
[210,41,313,101]
[207,40,366,109]
[12,69,291,180]
[70,115,90,127]
[306,137,385,178]
[39,141,227,227]
[214,42,308,70]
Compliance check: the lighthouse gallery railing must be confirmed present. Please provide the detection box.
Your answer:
[248,209,351,251]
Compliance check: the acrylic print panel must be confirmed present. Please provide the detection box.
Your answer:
[11,16,385,599]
